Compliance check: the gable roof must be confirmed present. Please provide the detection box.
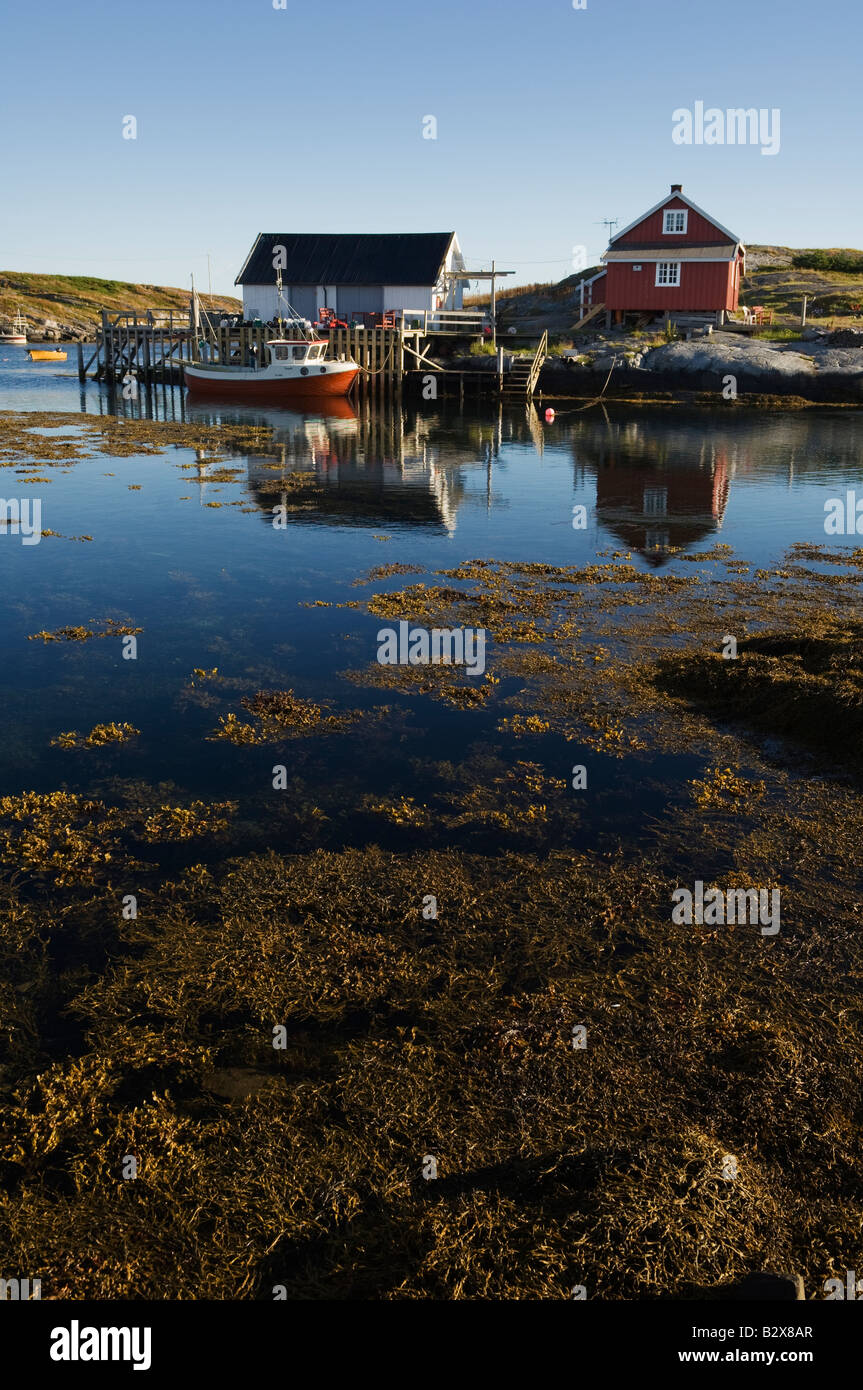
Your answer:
[608,191,742,249]
[236,232,457,286]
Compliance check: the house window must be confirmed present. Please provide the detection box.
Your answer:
[656,261,681,287]
[663,208,687,234]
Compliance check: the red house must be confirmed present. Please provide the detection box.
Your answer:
[597,185,745,327]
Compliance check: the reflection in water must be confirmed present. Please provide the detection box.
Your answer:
[184,398,513,533]
[578,416,732,564]
[4,347,862,557]
[568,409,863,566]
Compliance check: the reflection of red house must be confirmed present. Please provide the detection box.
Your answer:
[596,185,745,326]
[593,450,731,566]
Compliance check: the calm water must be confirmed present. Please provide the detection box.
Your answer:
[1,345,861,852]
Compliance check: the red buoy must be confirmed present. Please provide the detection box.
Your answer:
[545,407,555,423]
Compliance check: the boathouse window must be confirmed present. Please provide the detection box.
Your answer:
[663,209,687,234]
[655,261,681,286]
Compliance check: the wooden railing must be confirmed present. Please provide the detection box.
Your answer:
[398,308,488,335]
[527,330,548,396]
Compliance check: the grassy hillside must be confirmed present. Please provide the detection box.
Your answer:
[0,272,241,338]
[740,245,863,320]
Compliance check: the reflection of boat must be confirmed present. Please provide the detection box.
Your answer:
[185,395,358,425]
[0,310,27,344]
[28,348,67,361]
[185,337,359,400]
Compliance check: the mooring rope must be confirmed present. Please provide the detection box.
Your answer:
[357,340,399,376]
[544,354,619,415]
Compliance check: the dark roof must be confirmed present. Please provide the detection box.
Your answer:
[236,233,455,287]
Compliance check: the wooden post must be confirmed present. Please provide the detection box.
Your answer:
[800,295,808,329]
[104,313,114,383]
[490,259,496,350]
[77,341,85,382]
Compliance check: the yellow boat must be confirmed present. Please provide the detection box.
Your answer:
[28,349,67,361]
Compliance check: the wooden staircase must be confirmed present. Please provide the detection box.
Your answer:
[502,330,548,400]
[571,301,606,333]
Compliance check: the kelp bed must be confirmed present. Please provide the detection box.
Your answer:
[1,446,863,1297]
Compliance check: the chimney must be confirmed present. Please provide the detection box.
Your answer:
[671,183,682,193]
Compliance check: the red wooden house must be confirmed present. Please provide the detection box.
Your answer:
[596,185,745,326]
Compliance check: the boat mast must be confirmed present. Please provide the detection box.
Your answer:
[190,273,201,335]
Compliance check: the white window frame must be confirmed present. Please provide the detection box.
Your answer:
[655,261,681,287]
[663,208,688,235]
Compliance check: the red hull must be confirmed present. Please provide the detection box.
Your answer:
[184,367,359,400]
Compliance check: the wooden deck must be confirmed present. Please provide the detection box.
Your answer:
[83,307,496,395]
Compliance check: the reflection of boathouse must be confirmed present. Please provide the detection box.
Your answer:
[186,401,490,533]
[578,417,731,564]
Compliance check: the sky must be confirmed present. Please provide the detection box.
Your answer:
[1,0,860,295]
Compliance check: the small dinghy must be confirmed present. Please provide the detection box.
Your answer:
[28,349,67,361]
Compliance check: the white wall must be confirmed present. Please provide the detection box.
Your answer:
[382,285,435,313]
[245,281,447,320]
[242,285,280,321]
[442,235,466,309]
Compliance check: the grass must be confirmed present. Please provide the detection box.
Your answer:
[0,271,240,334]
[750,327,804,341]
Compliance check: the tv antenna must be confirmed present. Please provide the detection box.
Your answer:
[596,218,620,239]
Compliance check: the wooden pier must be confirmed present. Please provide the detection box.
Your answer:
[81,307,547,400]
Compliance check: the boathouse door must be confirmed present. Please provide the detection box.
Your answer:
[337,286,384,319]
[286,287,317,322]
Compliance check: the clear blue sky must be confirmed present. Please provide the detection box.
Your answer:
[1,0,859,294]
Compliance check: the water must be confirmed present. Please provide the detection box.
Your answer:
[1,347,861,853]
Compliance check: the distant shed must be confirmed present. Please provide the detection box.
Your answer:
[235,232,466,322]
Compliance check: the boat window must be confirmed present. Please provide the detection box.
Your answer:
[274,347,290,361]
[292,346,307,361]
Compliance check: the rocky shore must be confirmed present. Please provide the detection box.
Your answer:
[542,327,863,405]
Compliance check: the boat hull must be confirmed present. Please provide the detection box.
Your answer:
[1,336,27,345]
[29,350,67,361]
[184,363,359,400]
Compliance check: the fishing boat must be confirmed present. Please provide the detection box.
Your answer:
[183,272,359,402]
[0,310,28,345]
[184,337,359,400]
[28,348,67,362]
